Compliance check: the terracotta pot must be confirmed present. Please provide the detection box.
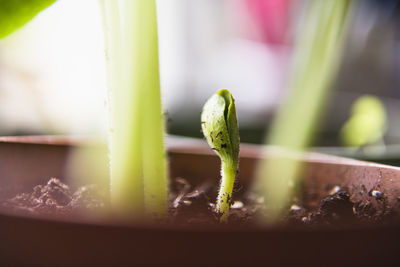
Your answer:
[0,136,400,265]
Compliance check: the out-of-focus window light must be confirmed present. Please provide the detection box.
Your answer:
[1,0,399,149]
[0,0,291,139]
[0,0,107,135]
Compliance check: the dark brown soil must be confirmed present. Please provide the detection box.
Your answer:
[2,177,399,228]
[1,178,109,219]
[169,179,398,228]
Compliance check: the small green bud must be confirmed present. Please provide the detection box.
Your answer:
[201,89,239,222]
[201,89,239,166]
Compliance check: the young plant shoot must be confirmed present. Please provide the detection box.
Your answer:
[201,89,239,222]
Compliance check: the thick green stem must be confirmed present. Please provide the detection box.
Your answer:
[100,0,145,219]
[100,0,168,220]
[123,0,168,219]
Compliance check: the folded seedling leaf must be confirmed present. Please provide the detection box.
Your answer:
[201,89,239,222]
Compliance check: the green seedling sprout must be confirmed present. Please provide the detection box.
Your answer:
[201,89,239,222]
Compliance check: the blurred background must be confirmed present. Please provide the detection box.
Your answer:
[0,0,400,163]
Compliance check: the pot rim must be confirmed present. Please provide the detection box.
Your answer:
[2,134,399,171]
[1,135,400,232]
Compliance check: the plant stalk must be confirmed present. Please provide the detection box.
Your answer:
[256,0,354,224]
[100,0,168,220]
[100,0,145,219]
[134,0,168,218]
[217,160,237,222]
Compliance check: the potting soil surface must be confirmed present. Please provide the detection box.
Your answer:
[1,177,398,228]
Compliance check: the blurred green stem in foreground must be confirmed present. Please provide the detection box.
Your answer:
[256,0,354,224]
[100,0,168,221]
